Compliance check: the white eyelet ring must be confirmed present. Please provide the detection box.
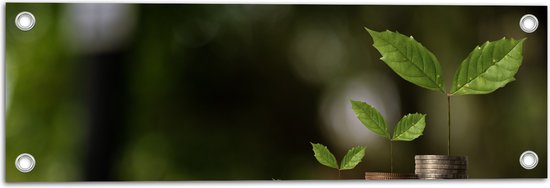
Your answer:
[15,153,36,173]
[15,11,36,31]
[519,14,538,33]
[519,150,538,170]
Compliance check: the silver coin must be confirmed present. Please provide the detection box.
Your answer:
[416,172,467,175]
[418,176,468,179]
[415,169,467,174]
[415,160,468,164]
[417,174,468,179]
[365,172,417,180]
[416,173,468,175]
[415,164,467,169]
[415,155,467,160]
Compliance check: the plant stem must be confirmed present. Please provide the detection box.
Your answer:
[390,140,393,173]
[338,169,341,179]
[447,95,451,156]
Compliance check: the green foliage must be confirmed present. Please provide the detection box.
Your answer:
[310,143,366,170]
[366,28,445,93]
[350,100,426,142]
[340,146,367,170]
[392,113,426,141]
[450,38,526,95]
[350,100,390,139]
[366,28,526,95]
[311,143,339,169]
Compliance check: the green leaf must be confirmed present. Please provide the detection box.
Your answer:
[366,28,445,93]
[340,146,366,170]
[311,143,339,169]
[392,113,426,141]
[350,100,390,139]
[450,38,526,95]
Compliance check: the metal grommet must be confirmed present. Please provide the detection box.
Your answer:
[519,14,538,33]
[15,11,36,31]
[519,150,538,170]
[15,153,36,173]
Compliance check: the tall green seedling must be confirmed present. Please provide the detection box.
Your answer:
[365,28,525,155]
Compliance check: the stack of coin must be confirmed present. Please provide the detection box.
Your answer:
[414,155,468,179]
[365,172,417,180]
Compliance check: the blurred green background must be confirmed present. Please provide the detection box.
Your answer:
[5,4,547,181]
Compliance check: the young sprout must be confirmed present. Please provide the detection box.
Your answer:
[311,143,366,179]
[350,100,426,172]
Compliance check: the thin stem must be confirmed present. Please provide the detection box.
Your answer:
[447,95,451,156]
[338,169,341,179]
[390,140,393,173]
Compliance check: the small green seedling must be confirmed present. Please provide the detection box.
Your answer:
[365,28,525,155]
[350,100,426,172]
[311,142,366,178]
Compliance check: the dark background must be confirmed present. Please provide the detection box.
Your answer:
[5,4,547,181]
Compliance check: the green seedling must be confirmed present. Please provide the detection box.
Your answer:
[365,28,525,155]
[311,143,366,178]
[350,100,426,172]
